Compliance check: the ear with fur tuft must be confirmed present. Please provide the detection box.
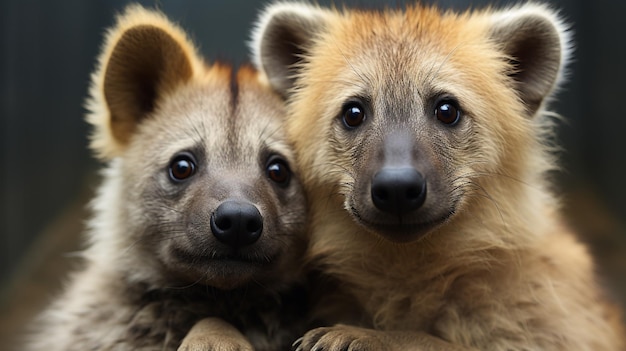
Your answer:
[489,4,570,116]
[250,3,330,96]
[87,5,201,159]
[103,25,193,144]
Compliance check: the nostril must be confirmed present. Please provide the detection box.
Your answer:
[406,186,420,200]
[246,217,262,233]
[373,188,388,201]
[214,217,232,231]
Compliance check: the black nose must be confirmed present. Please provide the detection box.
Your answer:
[371,167,427,215]
[210,201,263,248]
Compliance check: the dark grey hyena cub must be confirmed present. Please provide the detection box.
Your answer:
[26,5,309,351]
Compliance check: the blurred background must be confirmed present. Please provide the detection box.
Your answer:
[1,0,624,349]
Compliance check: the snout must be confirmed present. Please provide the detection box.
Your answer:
[371,167,427,215]
[210,200,263,248]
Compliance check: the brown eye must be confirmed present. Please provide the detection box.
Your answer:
[342,103,366,128]
[266,157,291,187]
[435,100,461,125]
[169,153,196,181]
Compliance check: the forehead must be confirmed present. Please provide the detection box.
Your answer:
[134,67,288,168]
[313,8,496,95]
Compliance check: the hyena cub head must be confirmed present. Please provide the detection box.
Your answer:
[87,6,305,290]
[252,3,569,243]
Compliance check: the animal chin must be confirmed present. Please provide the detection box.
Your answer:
[349,206,454,243]
[170,247,278,287]
[202,260,265,288]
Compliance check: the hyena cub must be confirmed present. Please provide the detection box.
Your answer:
[252,2,625,351]
[26,5,308,351]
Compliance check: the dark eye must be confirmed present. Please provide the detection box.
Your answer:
[435,100,461,125]
[266,156,291,187]
[342,102,366,128]
[169,153,196,181]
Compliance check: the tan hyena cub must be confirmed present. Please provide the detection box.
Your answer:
[252,2,625,351]
[26,5,309,351]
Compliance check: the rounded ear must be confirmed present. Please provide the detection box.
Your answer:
[250,3,331,96]
[87,5,202,159]
[488,4,571,117]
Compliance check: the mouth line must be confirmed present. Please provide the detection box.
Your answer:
[211,255,275,266]
[173,248,277,267]
[349,206,455,238]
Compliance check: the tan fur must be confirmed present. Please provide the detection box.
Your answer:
[252,2,625,350]
[26,5,310,351]
[179,318,253,351]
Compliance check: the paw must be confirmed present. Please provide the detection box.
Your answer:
[293,325,390,351]
[178,317,253,351]
[177,335,253,351]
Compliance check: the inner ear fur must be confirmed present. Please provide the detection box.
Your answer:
[87,5,200,159]
[489,5,569,116]
[251,3,330,96]
[104,25,193,144]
